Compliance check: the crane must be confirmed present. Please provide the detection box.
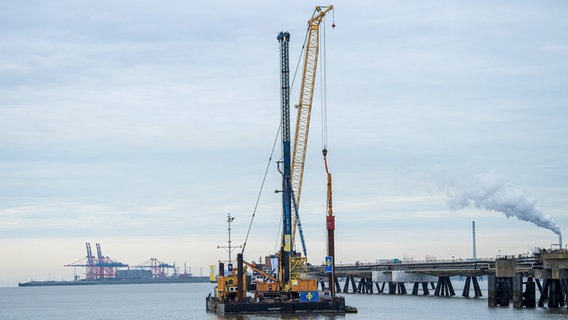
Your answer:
[86,242,97,280]
[65,242,128,280]
[63,242,100,280]
[135,258,176,278]
[291,5,334,249]
[207,8,341,309]
[95,243,128,279]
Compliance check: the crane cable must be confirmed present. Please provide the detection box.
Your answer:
[241,123,280,255]
[321,10,335,151]
[321,16,329,151]
[320,14,332,258]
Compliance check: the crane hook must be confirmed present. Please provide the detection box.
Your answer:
[332,7,335,28]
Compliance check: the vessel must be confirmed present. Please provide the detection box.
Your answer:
[206,5,351,315]
[205,252,345,314]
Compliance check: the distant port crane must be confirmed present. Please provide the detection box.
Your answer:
[65,242,128,280]
[134,258,176,278]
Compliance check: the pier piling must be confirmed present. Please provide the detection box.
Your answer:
[512,276,536,308]
[462,276,482,298]
[318,250,568,310]
[488,275,512,307]
[434,276,455,297]
[411,282,430,295]
[537,279,566,308]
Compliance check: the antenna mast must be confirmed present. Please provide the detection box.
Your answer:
[217,213,242,265]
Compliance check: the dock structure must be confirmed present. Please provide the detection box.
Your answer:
[531,251,568,308]
[309,250,568,309]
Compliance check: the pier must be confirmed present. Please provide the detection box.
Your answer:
[309,250,568,308]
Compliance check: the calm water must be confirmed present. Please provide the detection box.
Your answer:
[1,282,568,320]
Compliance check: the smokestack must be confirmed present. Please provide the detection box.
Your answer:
[472,220,477,260]
[560,234,563,250]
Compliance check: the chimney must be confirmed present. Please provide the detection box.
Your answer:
[472,221,477,260]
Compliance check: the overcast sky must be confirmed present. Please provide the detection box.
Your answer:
[1,1,567,286]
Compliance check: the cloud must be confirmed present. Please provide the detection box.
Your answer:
[0,1,567,285]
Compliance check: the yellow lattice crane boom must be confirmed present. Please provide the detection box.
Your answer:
[291,5,334,246]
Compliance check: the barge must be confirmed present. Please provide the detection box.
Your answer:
[206,5,355,314]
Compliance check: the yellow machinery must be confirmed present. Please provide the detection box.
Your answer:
[215,266,247,302]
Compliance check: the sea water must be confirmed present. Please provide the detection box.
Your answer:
[1,282,567,320]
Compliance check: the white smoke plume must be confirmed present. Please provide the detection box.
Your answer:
[444,172,561,236]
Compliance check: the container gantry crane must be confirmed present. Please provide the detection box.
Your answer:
[63,242,99,280]
[86,242,97,280]
[135,258,176,278]
[64,242,128,280]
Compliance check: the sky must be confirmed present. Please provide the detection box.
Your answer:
[1,1,567,286]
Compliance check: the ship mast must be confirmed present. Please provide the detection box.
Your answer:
[217,213,241,266]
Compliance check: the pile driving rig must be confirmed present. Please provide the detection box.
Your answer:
[206,6,346,314]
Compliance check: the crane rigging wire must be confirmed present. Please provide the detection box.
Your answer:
[241,123,280,255]
[292,31,309,98]
[321,16,329,151]
[321,17,327,256]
